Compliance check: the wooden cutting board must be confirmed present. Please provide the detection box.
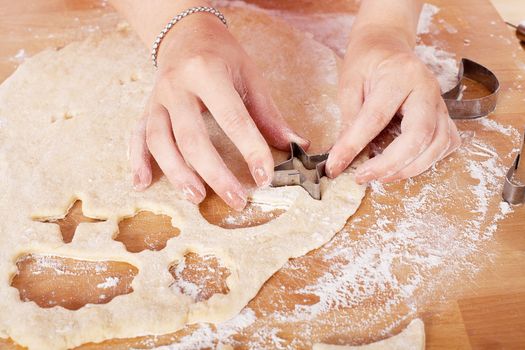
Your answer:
[0,0,524,349]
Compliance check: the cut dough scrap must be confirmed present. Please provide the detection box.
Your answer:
[0,7,366,350]
[313,319,425,350]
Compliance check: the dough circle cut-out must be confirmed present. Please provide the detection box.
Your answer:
[0,8,365,349]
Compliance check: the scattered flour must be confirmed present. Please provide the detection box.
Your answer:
[7,2,520,349]
[414,45,458,93]
[157,118,519,350]
[154,308,257,350]
[149,3,521,349]
[9,49,27,64]
[417,4,440,35]
[169,258,200,301]
[96,276,119,289]
[215,0,459,94]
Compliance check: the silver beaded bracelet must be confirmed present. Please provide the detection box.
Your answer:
[151,6,228,68]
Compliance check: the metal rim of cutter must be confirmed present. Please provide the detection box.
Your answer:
[442,58,500,119]
[271,142,328,200]
[503,127,525,205]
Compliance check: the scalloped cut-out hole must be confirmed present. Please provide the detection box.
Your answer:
[10,254,138,311]
[199,192,285,229]
[115,211,180,253]
[169,253,230,302]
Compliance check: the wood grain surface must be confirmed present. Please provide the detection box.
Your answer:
[0,1,524,349]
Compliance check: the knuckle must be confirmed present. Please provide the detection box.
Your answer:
[206,171,235,193]
[338,140,360,160]
[185,54,210,73]
[420,121,436,141]
[404,57,421,73]
[220,108,249,134]
[176,133,198,158]
[183,53,228,76]
[155,76,183,99]
[368,109,390,125]
[450,129,462,150]
[245,147,272,165]
[145,124,162,145]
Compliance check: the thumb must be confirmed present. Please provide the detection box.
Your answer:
[338,70,364,130]
[241,63,310,151]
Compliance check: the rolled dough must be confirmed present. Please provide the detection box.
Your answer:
[0,8,366,349]
[313,318,425,350]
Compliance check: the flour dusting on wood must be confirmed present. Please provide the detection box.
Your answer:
[4,2,521,349]
[152,3,522,349]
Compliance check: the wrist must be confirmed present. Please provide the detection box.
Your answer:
[350,0,421,50]
[156,11,228,69]
[348,25,414,54]
[110,0,213,46]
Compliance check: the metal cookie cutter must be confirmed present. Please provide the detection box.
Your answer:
[503,127,525,205]
[442,58,500,119]
[271,142,328,200]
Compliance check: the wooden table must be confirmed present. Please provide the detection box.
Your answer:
[0,1,524,349]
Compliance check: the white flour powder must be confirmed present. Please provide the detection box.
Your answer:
[2,2,522,349]
[151,2,523,349]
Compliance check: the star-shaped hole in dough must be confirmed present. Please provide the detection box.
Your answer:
[35,200,106,243]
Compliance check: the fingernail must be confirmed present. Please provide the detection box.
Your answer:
[225,190,247,212]
[355,165,375,184]
[327,160,346,179]
[252,166,270,187]
[355,171,374,184]
[288,131,310,148]
[182,184,205,204]
[133,168,151,191]
[133,173,143,191]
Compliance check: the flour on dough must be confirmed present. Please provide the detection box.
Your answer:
[313,319,425,350]
[0,8,365,350]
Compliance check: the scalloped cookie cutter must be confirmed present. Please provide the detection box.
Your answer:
[442,58,500,119]
[271,142,328,200]
[503,127,525,205]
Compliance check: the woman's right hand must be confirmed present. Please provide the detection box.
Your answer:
[129,12,309,210]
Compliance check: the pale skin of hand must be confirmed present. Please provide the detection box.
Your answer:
[110,0,309,211]
[326,0,461,182]
[110,0,461,210]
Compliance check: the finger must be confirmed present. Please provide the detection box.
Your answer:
[326,78,411,178]
[338,70,364,128]
[146,103,206,204]
[354,86,439,184]
[378,111,446,182]
[163,92,248,211]
[197,72,274,188]
[441,118,462,158]
[241,63,310,150]
[380,101,461,182]
[130,115,153,191]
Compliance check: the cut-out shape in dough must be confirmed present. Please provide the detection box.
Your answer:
[10,254,138,310]
[33,200,105,243]
[0,6,366,349]
[169,252,231,302]
[199,192,285,229]
[0,338,24,350]
[115,211,180,253]
[313,318,425,350]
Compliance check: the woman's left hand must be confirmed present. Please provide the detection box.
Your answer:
[326,27,461,184]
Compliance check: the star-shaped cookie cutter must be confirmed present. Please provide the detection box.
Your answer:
[271,142,328,200]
